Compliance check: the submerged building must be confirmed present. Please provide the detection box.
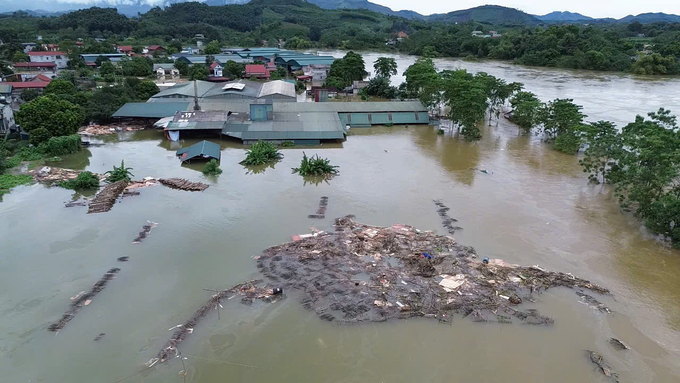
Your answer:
[113,80,431,145]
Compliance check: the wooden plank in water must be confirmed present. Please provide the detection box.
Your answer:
[87,180,128,214]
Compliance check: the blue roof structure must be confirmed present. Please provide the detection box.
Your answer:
[176,140,221,162]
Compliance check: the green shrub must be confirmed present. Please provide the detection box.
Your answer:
[0,174,33,195]
[29,127,52,146]
[437,128,445,135]
[39,135,81,156]
[105,160,134,183]
[279,141,295,148]
[240,140,283,165]
[292,152,339,176]
[202,159,222,175]
[59,171,100,190]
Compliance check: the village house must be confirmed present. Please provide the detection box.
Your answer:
[396,31,408,42]
[4,75,52,100]
[471,31,483,37]
[117,45,134,55]
[245,64,271,79]
[12,62,58,81]
[28,51,68,69]
[303,64,330,82]
[154,63,179,77]
[144,45,165,54]
[210,62,223,77]
[0,96,16,135]
[21,43,37,53]
[44,43,60,51]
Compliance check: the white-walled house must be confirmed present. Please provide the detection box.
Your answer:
[28,51,68,69]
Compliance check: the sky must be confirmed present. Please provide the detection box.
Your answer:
[2,0,680,18]
[373,0,680,18]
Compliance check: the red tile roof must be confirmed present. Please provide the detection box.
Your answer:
[246,64,269,77]
[29,51,65,56]
[32,74,52,82]
[210,61,220,69]
[5,81,50,89]
[397,31,408,38]
[118,45,133,52]
[14,62,56,68]
[147,45,164,51]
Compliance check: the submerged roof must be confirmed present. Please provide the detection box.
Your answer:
[222,110,345,141]
[112,102,191,118]
[176,140,221,162]
[272,101,427,113]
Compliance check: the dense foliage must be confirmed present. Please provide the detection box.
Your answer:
[105,160,134,183]
[202,159,223,175]
[292,152,338,176]
[59,171,100,190]
[240,140,283,165]
[324,51,367,89]
[16,96,84,138]
[40,135,82,156]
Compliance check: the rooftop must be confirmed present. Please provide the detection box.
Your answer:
[112,102,191,118]
[176,140,221,162]
[29,51,65,56]
[14,62,56,68]
[258,80,296,99]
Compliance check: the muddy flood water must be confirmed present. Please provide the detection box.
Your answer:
[2,57,680,382]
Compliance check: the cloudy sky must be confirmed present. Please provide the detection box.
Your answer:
[372,0,680,18]
[5,0,680,18]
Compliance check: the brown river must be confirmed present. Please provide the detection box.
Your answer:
[2,54,680,382]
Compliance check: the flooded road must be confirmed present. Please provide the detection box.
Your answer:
[2,58,680,382]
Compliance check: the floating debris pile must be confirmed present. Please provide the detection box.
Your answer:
[256,215,609,324]
[133,221,158,244]
[48,268,121,331]
[433,199,462,234]
[159,178,209,192]
[308,196,329,219]
[31,166,94,185]
[587,350,620,382]
[87,180,128,214]
[152,280,281,365]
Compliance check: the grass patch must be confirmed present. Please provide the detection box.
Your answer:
[59,171,100,190]
[240,140,283,166]
[0,174,33,195]
[292,152,339,176]
[202,159,223,175]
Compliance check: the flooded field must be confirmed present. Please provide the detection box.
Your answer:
[2,57,680,382]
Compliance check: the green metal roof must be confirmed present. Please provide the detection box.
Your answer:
[167,121,226,131]
[176,140,221,162]
[272,101,428,113]
[112,102,191,118]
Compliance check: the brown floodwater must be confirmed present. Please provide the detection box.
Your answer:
[1,57,680,382]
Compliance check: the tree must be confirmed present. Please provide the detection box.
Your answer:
[364,76,397,99]
[537,98,586,142]
[442,70,488,141]
[85,85,133,123]
[13,51,29,62]
[95,55,110,67]
[421,46,439,58]
[309,26,322,42]
[373,57,397,79]
[509,91,541,135]
[475,72,522,124]
[20,89,41,102]
[325,51,367,89]
[578,121,621,184]
[403,58,441,111]
[44,79,77,97]
[204,40,221,55]
[188,64,208,81]
[121,56,153,77]
[223,60,244,79]
[174,60,189,76]
[169,40,183,53]
[134,81,160,100]
[100,60,115,77]
[631,53,679,75]
[16,96,84,137]
[270,67,287,80]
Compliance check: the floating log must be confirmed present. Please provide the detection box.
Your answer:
[87,180,128,214]
[48,268,121,331]
[159,178,209,191]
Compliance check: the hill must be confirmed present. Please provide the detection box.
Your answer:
[618,12,680,23]
[306,0,424,19]
[428,5,540,25]
[538,11,592,22]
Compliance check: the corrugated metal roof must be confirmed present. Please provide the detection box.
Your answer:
[167,121,226,131]
[221,110,345,141]
[202,79,261,99]
[258,80,296,99]
[213,54,251,64]
[112,102,191,118]
[0,84,12,93]
[286,57,336,67]
[152,81,217,98]
[272,101,427,113]
[176,140,221,162]
[153,63,175,70]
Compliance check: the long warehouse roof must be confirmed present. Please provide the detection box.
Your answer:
[112,102,191,118]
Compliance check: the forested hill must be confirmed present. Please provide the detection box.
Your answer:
[428,5,540,25]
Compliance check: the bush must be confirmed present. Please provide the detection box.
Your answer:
[0,174,33,194]
[240,140,283,165]
[292,152,339,176]
[279,141,295,147]
[29,127,52,146]
[105,160,134,183]
[202,159,222,175]
[60,171,100,189]
[39,135,81,156]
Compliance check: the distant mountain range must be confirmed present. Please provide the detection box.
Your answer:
[1,1,679,24]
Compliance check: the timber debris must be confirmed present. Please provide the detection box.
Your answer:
[159,178,209,191]
[87,180,128,214]
[153,280,281,364]
[256,215,609,324]
[308,196,329,219]
[133,221,158,244]
[48,268,121,331]
[587,350,620,382]
[31,166,96,185]
[433,200,462,234]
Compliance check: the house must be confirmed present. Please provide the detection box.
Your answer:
[0,99,16,135]
[80,53,126,67]
[5,77,52,99]
[154,63,179,77]
[350,80,369,95]
[117,45,134,55]
[210,61,223,77]
[21,43,37,53]
[195,34,205,41]
[396,31,408,42]
[145,45,165,54]
[75,41,84,48]
[28,51,68,69]
[303,64,330,82]
[176,140,221,163]
[472,31,483,37]
[489,30,501,38]
[45,43,59,51]
[245,64,270,79]
[181,46,202,55]
[12,62,58,81]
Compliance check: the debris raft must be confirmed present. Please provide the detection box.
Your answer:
[133,221,158,244]
[587,351,620,382]
[159,178,209,192]
[308,196,329,219]
[48,268,121,331]
[153,280,280,364]
[87,180,128,214]
[433,200,462,234]
[256,215,609,324]
[31,166,96,185]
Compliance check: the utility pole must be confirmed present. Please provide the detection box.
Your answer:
[193,80,201,111]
